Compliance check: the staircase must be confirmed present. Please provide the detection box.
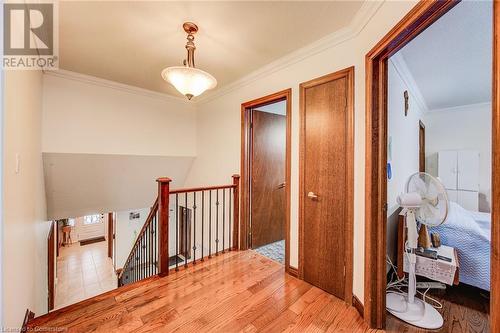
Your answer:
[117,175,240,286]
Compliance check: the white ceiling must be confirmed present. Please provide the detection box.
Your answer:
[59,1,364,99]
[396,0,492,111]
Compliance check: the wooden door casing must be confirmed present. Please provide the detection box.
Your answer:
[240,89,293,275]
[419,120,425,172]
[250,110,286,249]
[299,67,354,302]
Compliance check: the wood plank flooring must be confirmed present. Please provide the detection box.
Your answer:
[386,283,490,333]
[29,250,380,333]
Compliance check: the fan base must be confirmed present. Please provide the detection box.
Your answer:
[387,292,443,329]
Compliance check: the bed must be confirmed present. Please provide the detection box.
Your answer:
[429,202,491,291]
[396,201,491,291]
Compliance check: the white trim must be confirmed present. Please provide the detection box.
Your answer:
[196,0,383,104]
[43,69,189,103]
[427,101,492,114]
[390,53,429,113]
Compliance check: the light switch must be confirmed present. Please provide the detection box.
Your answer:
[15,153,20,174]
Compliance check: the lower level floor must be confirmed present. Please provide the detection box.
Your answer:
[55,240,117,309]
[33,250,379,332]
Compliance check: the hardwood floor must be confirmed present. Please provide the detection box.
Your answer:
[30,250,380,332]
[386,284,490,332]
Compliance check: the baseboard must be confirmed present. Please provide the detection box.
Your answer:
[287,266,299,278]
[352,295,364,318]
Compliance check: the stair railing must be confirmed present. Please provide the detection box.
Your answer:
[118,175,240,286]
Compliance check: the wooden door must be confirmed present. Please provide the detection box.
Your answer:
[419,121,426,172]
[300,68,354,299]
[251,110,286,249]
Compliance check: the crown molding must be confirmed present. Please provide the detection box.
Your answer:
[45,1,383,106]
[43,69,189,104]
[389,53,429,113]
[196,0,383,105]
[426,101,492,114]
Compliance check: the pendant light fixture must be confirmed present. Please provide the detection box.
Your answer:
[161,22,217,100]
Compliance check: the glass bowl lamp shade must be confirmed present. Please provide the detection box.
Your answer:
[161,66,217,100]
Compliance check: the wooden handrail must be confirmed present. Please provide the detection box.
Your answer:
[170,184,236,194]
[21,308,35,332]
[118,198,158,280]
[118,175,240,286]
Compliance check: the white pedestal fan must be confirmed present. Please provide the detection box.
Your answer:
[386,172,449,329]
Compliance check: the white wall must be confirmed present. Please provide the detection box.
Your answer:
[185,1,418,302]
[386,58,425,265]
[387,59,425,214]
[425,103,492,212]
[41,73,199,219]
[42,153,194,220]
[115,207,150,269]
[3,71,49,327]
[42,72,197,157]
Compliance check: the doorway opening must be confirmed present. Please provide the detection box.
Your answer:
[241,89,292,273]
[365,1,499,331]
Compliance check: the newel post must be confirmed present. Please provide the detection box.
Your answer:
[157,177,171,276]
[232,174,240,250]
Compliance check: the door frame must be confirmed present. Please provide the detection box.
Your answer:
[240,89,292,274]
[107,212,114,258]
[298,67,355,305]
[364,0,499,330]
[419,120,425,172]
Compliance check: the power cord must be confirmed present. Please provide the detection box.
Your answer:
[386,254,443,309]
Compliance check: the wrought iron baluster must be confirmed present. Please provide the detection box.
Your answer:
[201,191,205,261]
[216,189,219,255]
[222,188,226,253]
[147,227,149,278]
[153,214,157,274]
[140,234,144,280]
[185,193,188,268]
[209,190,212,258]
[193,191,197,264]
[176,194,179,271]
[155,212,158,274]
[229,188,232,251]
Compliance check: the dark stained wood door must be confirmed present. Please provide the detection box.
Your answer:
[301,73,349,298]
[419,121,426,172]
[251,110,286,249]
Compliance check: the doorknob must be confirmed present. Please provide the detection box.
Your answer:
[277,182,286,189]
[307,191,318,199]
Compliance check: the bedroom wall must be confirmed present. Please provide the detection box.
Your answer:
[386,57,425,265]
[3,70,49,328]
[185,0,418,302]
[425,102,492,212]
[387,58,426,215]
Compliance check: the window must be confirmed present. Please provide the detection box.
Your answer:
[83,214,101,225]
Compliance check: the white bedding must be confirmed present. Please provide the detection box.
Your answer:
[429,202,491,291]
